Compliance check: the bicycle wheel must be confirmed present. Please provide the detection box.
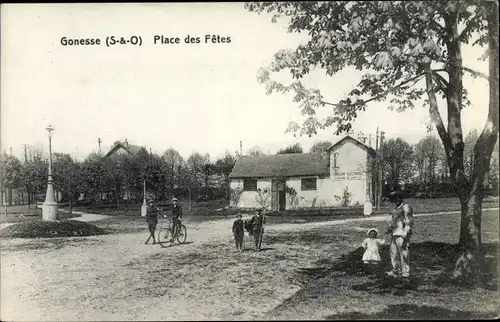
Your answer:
[176,225,187,244]
[157,227,171,247]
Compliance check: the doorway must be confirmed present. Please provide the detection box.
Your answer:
[272,179,286,211]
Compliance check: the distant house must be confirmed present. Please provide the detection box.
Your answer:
[228,135,376,210]
[104,139,143,158]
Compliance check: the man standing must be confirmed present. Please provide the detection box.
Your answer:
[145,199,159,245]
[171,197,182,240]
[249,209,266,251]
[386,191,414,278]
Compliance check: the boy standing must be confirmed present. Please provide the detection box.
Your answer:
[232,214,245,252]
[145,199,159,245]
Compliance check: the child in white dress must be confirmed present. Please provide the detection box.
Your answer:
[361,228,386,266]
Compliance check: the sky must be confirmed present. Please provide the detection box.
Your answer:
[0,3,491,162]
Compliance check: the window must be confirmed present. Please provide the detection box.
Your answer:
[301,178,317,191]
[243,178,258,191]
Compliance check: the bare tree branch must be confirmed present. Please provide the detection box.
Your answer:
[321,73,426,108]
[425,67,452,153]
[462,66,489,81]
[432,70,449,93]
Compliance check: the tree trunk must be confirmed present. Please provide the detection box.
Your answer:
[7,188,12,206]
[27,189,31,209]
[116,185,120,210]
[453,3,499,282]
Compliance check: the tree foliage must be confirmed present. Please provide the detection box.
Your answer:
[414,135,447,197]
[310,140,333,153]
[247,0,499,282]
[81,154,108,201]
[163,148,185,197]
[52,153,82,204]
[247,1,489,136]
[247,145,266,157]
[22,160,48,203]
[463,129,480,179]
[215,151,238,199]
[277,143,303,154]
[0,154,23,190]
[381,138,414,188]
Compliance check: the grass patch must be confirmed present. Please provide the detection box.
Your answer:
[324,304,497,320]
[264,209,500,320]
[0,220,108,238]
[269,196,499,219]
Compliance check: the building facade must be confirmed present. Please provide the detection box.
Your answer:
[229,135,376,210]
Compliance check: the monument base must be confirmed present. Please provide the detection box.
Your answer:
[363,201,373,216]
[42,202,59,221]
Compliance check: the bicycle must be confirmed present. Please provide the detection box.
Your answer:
[157,212,187,247]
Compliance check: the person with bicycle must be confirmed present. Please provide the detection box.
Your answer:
[170,197,183,241]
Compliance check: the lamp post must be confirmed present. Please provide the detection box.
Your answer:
[42,125,58,221]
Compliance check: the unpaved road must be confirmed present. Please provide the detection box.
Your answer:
[1,216,331,321]
[2,210,497,321]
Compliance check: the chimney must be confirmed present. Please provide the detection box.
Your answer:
[125,138,128,147]
[240,141,243,156]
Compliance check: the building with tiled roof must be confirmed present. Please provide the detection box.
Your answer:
[104,139,144,158]
[229,135,376,210]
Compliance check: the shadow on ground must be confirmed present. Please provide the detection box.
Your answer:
[327,242,499,294]
[324,303,498,320]
[160,241,194,248]
[268,241,500,320]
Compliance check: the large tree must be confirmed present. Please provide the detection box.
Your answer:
[103,155,122,208]
[52,153,82,212]
[186,152,211,199]
[0,153,23,206]
[381,137,414,189]
[246,0,499,281]
[163,148,185,198]
[215,151,238,200]
[81,153,108,202]
[22,160,48,207]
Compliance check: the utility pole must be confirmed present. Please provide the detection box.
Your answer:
[374,128,379,208]
[98,138,102,153]
[240,141,243,157]
[377,131,385,209]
